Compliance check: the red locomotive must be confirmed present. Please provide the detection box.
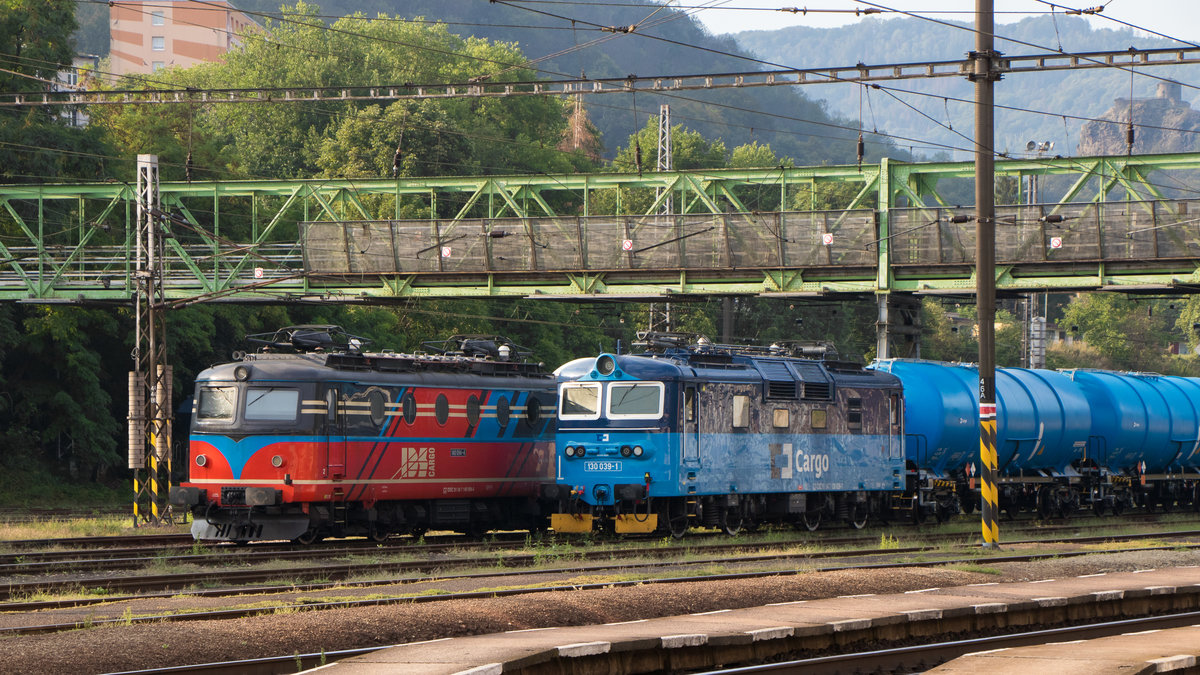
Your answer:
[169,326,557,543]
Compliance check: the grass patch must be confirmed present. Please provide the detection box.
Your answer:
[0,516,186,542]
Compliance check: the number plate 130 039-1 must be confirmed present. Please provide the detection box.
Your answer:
[584,460,623,472]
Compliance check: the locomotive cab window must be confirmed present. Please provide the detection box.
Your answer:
[197,386,236,421]
[847,397,863,432]
[773,408,790,429]
[559,383,601,420]
[607,382,664,419]
[245,388,299,422]
[811,408,827,429]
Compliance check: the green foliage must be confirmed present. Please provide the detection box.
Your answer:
[0,1,110,183]
[94,3,584,182]
[613,117,728,173]
[1060,294,1163,371]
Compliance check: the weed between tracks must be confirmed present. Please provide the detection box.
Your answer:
[0,516,189,544]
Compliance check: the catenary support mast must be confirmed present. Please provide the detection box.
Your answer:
[974,1,1000,549]
[129,154,174,526]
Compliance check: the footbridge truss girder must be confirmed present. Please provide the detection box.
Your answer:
[2,153,1200,304]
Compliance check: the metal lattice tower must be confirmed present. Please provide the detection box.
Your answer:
[129,154,174,526]
[656,104,672,216]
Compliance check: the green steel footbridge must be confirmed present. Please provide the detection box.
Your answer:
[4,153,1200,308]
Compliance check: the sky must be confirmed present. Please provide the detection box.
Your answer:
[685,0,1200,43]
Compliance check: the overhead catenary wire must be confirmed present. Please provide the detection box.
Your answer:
[7,3,1197,197]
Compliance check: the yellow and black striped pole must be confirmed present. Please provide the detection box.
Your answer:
[980,401,999,547]
[150,452,161,522]
[972,0,1000,550]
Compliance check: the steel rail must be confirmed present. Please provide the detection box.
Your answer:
[5,538,1200,637]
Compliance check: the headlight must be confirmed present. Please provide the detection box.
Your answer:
[596,354,616,375]
[195,454,207,467]
[564,446,577,457]
[633,446,644,457]
[620,446,633,457]
[271,455,285,468]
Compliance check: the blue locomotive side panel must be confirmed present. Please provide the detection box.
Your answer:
[555,343,906,533]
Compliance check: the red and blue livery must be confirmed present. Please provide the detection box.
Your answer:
[170,326,557,543]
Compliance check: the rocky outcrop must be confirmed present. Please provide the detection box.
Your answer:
[1078,82,1200,155]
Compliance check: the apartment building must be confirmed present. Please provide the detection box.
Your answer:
[109,1,258,76]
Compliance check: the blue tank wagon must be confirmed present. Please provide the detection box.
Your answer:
[872,360,1200,519]
[552,334,906,536]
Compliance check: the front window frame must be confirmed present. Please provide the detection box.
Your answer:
[244,387,300,422]
[196,386,237,422]
[606,381,665,420]
[559,382,602,420]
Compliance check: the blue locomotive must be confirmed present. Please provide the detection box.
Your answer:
[551,333,907,536]
[553,333,1200,536]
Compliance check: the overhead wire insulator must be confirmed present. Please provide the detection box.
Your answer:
[184,152,193,183]
[392,130,405,178]
[1125,121,1135,155]
[634,139,643,177]
[856,133,865,169]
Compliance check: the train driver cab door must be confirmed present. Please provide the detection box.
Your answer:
[888,393,903,461]
[324,385,346,480]
[682,385,700,467]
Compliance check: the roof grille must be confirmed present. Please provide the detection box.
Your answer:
[793,362,833,400]
[756,360,798,399]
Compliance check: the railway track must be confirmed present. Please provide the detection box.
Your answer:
[4,528,1200,637]
[3,516,1198,600]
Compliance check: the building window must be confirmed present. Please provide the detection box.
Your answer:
[152,36,165,51]
[151,11,164,26]
[151,61,165,72]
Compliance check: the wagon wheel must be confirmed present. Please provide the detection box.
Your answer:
[667,500,690,539]
[802,509,822,532]
[292,528,320,545]
[847,502,869,530]
[720,505,743,536]
[1058,490,1078,519]
[1036,486,1057,520]
[1092,497,1106,517]
[1195,484,1200,514]
[911,498,926,526]
[367,526,389,543]
[407,527,428,540]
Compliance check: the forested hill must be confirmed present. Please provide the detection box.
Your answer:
[73,0,899,166]
[734,15,1198,159]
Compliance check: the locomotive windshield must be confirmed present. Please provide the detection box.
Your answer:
[197,387,236,420]
[560,383,601,418]
[607,382,664,419]
[245,388,300,422]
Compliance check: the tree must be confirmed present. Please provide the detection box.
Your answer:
[1059,294,1178,371]
[0,0,110,183]
[94,3,587,184]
